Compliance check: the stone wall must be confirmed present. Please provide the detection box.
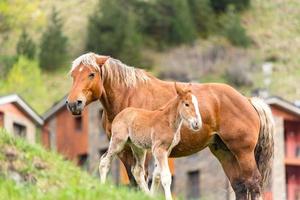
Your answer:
[87,101,120,183]
[173,148,232,200]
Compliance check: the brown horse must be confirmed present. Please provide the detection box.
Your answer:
[99,83,201,200]
[66,53,274,200]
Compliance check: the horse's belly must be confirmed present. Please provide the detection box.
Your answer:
[169,126,211,157]
[129,129,152,150]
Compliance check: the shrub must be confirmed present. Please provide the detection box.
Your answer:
[188,0,216,38]
[86,0,143,67]
[0,55,17,79]
[16,29,36,59]
[141,0,197,46]
[39,7,68,71]
[220,6,251,47]
[225,58,253,87]
[2,56,47,113]
[210,0,250,12]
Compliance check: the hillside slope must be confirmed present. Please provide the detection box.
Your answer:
[0,129,152,200]
[18,0,300,114]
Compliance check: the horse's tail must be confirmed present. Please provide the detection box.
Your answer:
[250,97,274,188]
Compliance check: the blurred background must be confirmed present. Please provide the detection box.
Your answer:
[1,0,300,114]
[0,0,299,200]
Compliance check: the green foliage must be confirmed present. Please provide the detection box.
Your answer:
[0,130,154,200]
[86,0,143,67]
[210,0,250,12]
[188,0,216,38]
[159,0,197,45]
[39,7,68,71]
[16,29,36,59]
[1,56,47,112]
[0,55,17,79]
[220,7,251,47]
[0,0,44,55]
[140,0,197,46]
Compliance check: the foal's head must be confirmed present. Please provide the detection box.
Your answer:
[175,83,202,131]
[66,53,109,116]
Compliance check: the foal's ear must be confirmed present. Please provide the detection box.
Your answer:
[95,55,110,68]
[175,82,185,96]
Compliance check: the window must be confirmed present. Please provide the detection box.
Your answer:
[78,154,88,170]
[74,117,82,131]
[187,170,200,200]
[13,122,26,138]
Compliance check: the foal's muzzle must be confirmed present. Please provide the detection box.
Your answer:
[189,118,202,132]
[66,100,85,116]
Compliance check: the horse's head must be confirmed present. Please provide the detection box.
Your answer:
[175,83,202,132]
[66,53,109,116]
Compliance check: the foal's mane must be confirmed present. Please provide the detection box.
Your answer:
[71,52,149,87]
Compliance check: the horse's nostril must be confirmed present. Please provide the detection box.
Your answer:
[77,100,83,106]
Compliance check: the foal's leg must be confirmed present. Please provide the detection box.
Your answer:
[99,129,128,184]
[153,147,173,200]
[150,159,161,195]
[130,145,150,194]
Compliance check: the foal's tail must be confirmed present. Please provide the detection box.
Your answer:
[250,97,274,189]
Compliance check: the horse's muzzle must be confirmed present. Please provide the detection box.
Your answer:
[66,100,84,116]
[190,118,202,132]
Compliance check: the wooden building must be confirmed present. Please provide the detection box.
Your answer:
[0,94,43,144]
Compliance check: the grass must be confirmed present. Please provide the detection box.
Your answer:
[0,129,153,200]
[244,0,300,100]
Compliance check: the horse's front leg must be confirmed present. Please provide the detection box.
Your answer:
[152,147,172,200]
[118,145,139,187]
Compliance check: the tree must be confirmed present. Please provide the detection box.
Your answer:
[188,0,216,38]
[39,7,68,70]
[86,0,143,67]
[16,29,36,59]
[3,56,47,112]
[141,0,197,46]
[210,0,250,12]
[220,6,251,47]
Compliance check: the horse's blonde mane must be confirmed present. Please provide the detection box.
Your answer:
[70,52,149,87]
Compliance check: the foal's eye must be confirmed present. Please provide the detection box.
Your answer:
[185,103,189,107]
[88,73,95,79]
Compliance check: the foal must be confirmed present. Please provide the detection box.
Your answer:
[99,83,202,200]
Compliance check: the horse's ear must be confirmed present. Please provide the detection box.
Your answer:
[186,83,192,93]
[95,55,109,68]
[175,82,184,96]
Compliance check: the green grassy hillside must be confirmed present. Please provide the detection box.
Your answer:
[0,129,152,200]
[245,0,300,100]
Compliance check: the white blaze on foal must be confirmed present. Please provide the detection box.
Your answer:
[98,83,202,200]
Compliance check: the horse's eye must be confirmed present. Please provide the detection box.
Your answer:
[88,73,95,79]
[185,103,189,107]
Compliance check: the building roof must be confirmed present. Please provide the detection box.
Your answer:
[0,94,43,125]
[43,96,67,121]
[266,96,300,117]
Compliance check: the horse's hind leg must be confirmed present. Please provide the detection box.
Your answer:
[209,138,248,200]
[236,152,262,200]
[99,127,128,184]
[130,145,150,194]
